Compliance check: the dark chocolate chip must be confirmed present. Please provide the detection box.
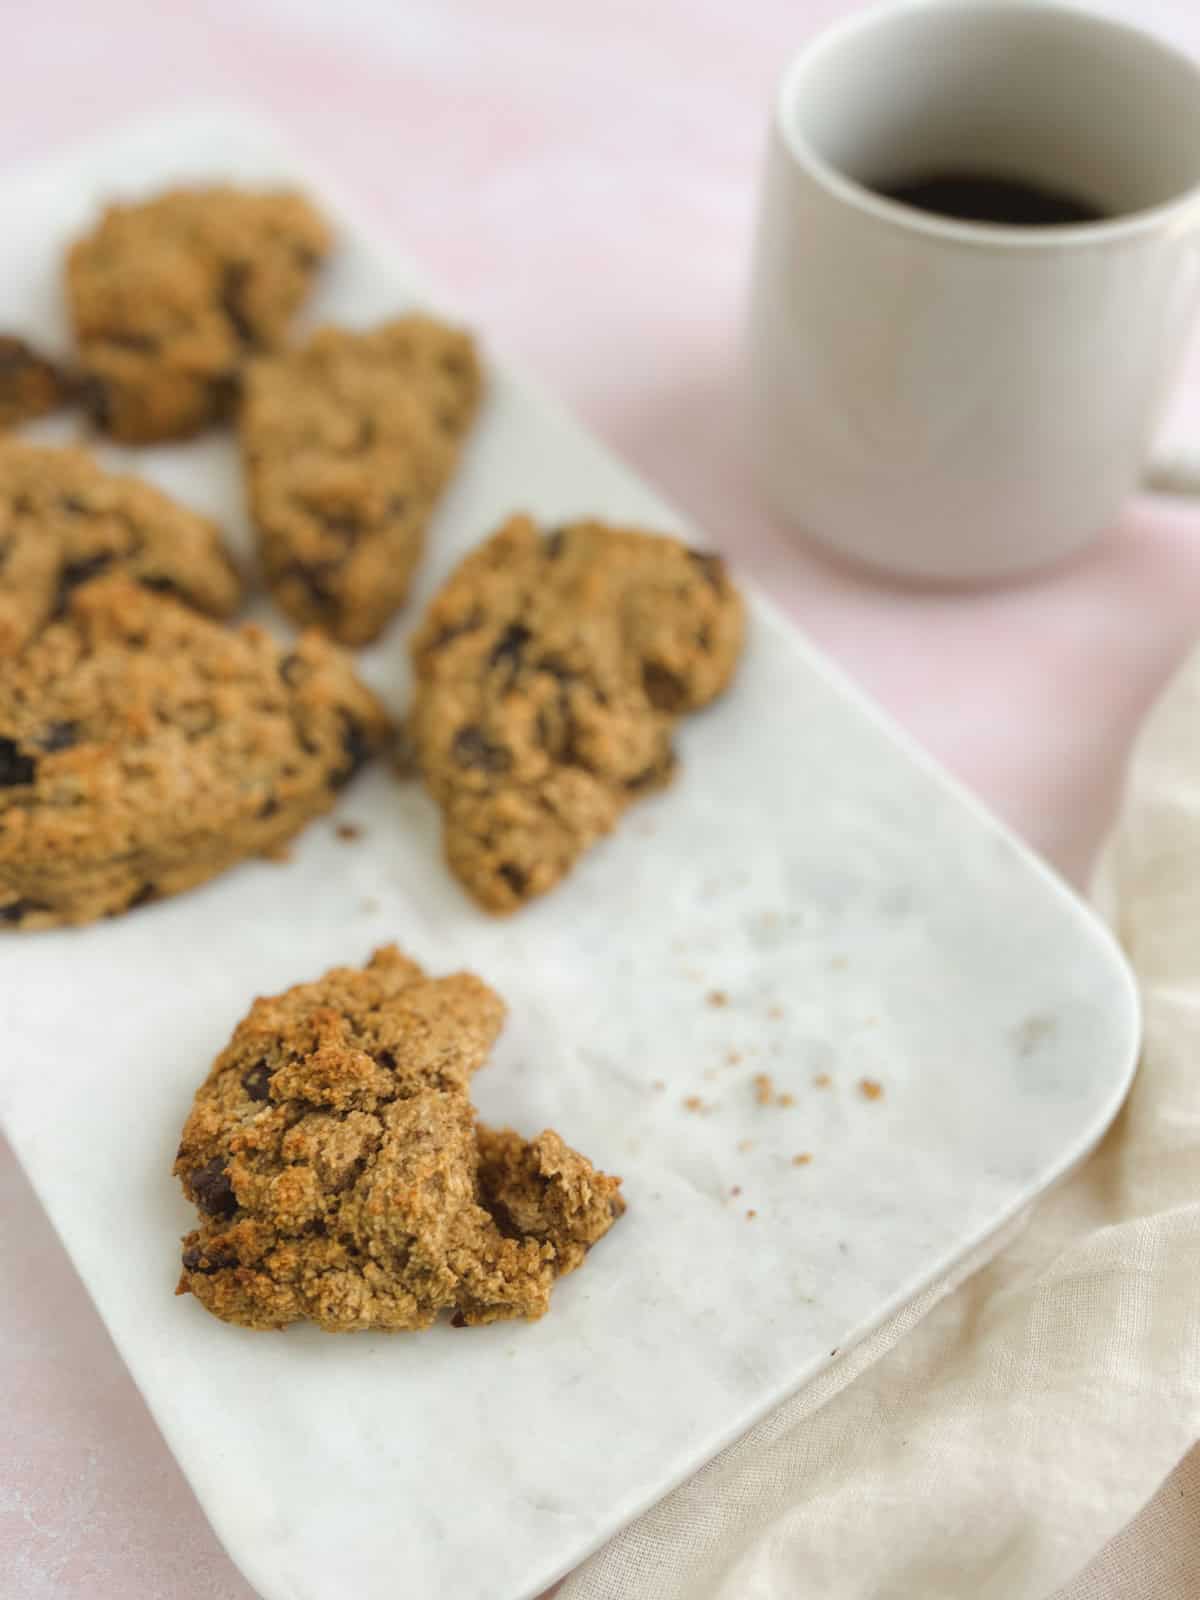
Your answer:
[331,714,372,788]
[544,527,567,559]
[241,1061,273,1102]
[376,1049,397,1070]
[687,549,727,590]
[426,608,483,654]
[188,1156,238,1218]
[538,653,573,683]
[57,550,114,601]
[452,726,511,773]
[208,372,241,420]
[696,622,712,652]
[0,898,48,924]
[79,376,112,430]
[278,651,307,688]
[103,330,158,353]
[642,662,687,713]
[138,574,184,599]
[286,560,338,609]
[39,721,79,752]
[126,882,157,911]
[0,737,36,787]
[181,1245,230,1275]
[319,512,361,542]
[488,622,531,672]
[450,1310,468,1328]
[257,794,280,819]
[498,862,527,897]
[219,261,257,348]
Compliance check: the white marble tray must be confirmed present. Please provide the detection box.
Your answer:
[0,109,1140,1600]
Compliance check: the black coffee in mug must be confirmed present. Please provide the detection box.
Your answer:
[872,170,1106,226]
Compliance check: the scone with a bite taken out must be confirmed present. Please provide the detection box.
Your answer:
[174,945,623,1331]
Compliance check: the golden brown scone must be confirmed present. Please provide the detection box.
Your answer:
[0,440,242,656]
[408,514,745,911]
[0,577,390,928]
[174,945,624,1332]
[66,186,331,442]
[0,336,71,429]
[240,317,482,644]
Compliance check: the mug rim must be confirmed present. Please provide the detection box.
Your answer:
[776,0,1200,250]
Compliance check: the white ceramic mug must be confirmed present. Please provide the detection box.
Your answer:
[747,0,1200,583]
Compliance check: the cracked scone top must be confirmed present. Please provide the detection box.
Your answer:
[67,185,331,442]
[408,514,745,911]
[0,577,390,929]
[0,440,242,656]
[174,945,624,1331]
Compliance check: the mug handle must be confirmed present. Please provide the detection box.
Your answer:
[1144,449,1200,495]
[1139,451,1200,492]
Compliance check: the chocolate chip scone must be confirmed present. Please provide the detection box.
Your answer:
[174,944,623,1331]
[408,514,744,912]
[240,317,483,644]
[66,186,331,443]
[0,440,241,656]
[0,336,71,430]
[0,577,390,928]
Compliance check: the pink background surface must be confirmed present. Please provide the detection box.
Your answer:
[4,1,1200,1594]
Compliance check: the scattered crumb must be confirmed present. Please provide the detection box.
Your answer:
[335,821,363,842]
[830,955,848,971]
[752,1074,795,1109]
[792,1153,812,1167]
[767,1005,784,1020]
[746,1209,757,1220]
[737,1138,755,1153]
[360,896,380,913]
[726,1049,743,1066]
[704,1067,719,1082]
[651,1079,665,1092]
[682,1095,713,1114]
[707,989,729,1008]
[813,1072,832,1089]
[730,1185,742,1196]
[858,1078,884,1101]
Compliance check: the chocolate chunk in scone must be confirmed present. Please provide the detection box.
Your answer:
[240,317,482,645]
[66,186,331,442]
[0,577,390,929]
[0,336,72,430]
[408,514,744,912]
[0,440,242,657]
[174,944,623,1331]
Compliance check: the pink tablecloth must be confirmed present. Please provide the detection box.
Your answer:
[4,2,1200,1594]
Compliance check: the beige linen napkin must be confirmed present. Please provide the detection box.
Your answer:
[561,645,1200,1600]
